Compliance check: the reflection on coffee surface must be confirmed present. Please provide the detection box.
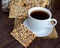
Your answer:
[30,11,49,20]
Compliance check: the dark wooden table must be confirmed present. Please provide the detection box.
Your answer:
[0,0,60,48]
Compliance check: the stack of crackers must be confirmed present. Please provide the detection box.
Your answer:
[9,0,49,19]
[8,0,58,48]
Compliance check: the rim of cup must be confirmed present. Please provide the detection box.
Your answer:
[28,7,52,21]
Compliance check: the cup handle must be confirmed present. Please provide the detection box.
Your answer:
[50,19,57,27]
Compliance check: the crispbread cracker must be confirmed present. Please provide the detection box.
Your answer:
[9,5,28,19]
[10,23,36,48]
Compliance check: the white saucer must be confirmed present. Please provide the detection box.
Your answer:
[23,19,52,37]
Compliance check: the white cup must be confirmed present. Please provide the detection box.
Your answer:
[23,7,57,37]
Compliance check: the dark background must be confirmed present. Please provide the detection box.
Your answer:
[0,0,60,48]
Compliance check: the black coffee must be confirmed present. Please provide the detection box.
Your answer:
[30,11,49,20]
